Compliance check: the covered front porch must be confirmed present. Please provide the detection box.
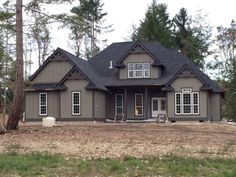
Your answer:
[106,86,167,121]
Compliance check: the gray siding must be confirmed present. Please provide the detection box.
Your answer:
[209,93,221,121]
[94,91,106,119]
[32,60,72,83]
[119,53,161,79]
[107,88,165,119]
[60,79,93,119]
[167,77,208,120]
[25,91,59,119]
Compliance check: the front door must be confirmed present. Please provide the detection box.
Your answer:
[151,98,166,117]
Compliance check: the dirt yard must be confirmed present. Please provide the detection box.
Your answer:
[0,122,236,159]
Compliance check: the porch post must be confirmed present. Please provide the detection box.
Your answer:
[124,88,128,121]
[145,88,148,119]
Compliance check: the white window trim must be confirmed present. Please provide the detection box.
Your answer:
[175,92,181,115]
[182,93,192,115]
[115,94,123,115]
[174,91,199,115]
[39,93,47,116]
[135,93,144,116]
[72,91,81,116]
[192,92,199,115]
[128,63,150,79]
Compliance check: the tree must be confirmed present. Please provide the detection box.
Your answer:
[70,0,109,58]
[212,20,236,120]
[57,11,87,57]
[6,0,24,130]
[25,0,51,66]
[132,0,175,48]
[173,9,212,68]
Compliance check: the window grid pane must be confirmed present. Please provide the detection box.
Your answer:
[39,93,47,115]
[72,92,80,115]
[135,94,143,116]
[175,93,181,114]
[161,99,166,111]
[128,63,150,78]
[115,94,123,115]
[193,92,199,114]
[175,91,199,115]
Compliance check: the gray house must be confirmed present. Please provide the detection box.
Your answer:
[25,41,224,122]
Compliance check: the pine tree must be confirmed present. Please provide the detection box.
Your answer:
[173,8,212,68]
[132,0,175,48]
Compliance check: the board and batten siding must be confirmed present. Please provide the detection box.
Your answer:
[32,61,73,83]
[60,79,93,119]
[25,91,59,119]
[167,77,208,120]
[119,53,161,79]
[94,90,106,119]
[209,93,221,121]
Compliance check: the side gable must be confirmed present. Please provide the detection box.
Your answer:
[29,48,74,84]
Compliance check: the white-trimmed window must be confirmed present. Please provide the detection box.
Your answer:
[72,91,80,115]
[192,92,199,114]
[135,93,143,116]
[39,93,47,116]
[128,63,150,78]
[115,94,123,115]
[175,89,199,115]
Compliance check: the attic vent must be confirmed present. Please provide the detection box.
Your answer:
[109,60,113,69]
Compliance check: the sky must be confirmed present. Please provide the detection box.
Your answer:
[49,0,236,51]
[31,0,236,73]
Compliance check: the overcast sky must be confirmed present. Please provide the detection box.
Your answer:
[103,0,236,44]
[30,0,236,72]
[50,0,236,52]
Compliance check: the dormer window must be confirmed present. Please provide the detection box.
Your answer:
[128,63,150,78]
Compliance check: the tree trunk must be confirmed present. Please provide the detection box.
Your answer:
[6,0,24,130]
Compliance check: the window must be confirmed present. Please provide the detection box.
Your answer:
[128,63,150,78]
[183,93,191,114]
[115,94,123,115]
[160,99,166,111]
[39,93,47,115]
[135,94,143,116]
[175,93,181,114]
[192,92,199,114]
[72,92,80,115]
[175,89,199,115]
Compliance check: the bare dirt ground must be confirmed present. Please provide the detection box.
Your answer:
[0,122,236,159]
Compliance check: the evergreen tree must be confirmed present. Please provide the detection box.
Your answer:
[70,0,110,58]
[173,8,212,68]
[132,0,175,48]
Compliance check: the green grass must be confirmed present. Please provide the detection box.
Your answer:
[0,152,236,177]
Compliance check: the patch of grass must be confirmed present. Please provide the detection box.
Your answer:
[0,152,236,177]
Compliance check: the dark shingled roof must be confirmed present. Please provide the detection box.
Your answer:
[59,48,108,91]
[25,83,67,91]
[28,41,224,93]
[89,41,223,93]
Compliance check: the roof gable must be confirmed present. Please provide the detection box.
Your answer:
[165,63,211,90]
[29,48,74,81]
[116,42,162,66]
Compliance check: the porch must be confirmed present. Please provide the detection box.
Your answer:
[106,86,167,121]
